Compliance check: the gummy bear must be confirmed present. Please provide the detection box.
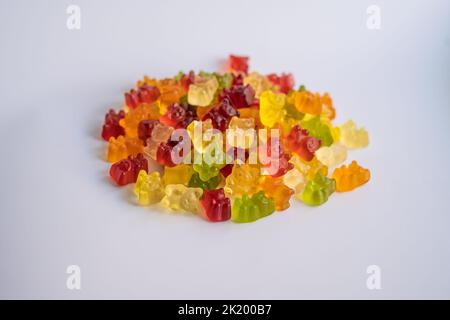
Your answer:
[163,164,194,186]
[224,163,260,198]
[219,84,255,109]
[300,116,334,147]
[227,116,256,149]
[187,76,219,107]
[134,170,165,205]
[259,90,286,128]
[202,98,239,132]
[228,55,249,74]
[315,143,347,168]
[267,73,295,94]
[137,119,159,145]
[282,168,306,197]
[187,119,215,153]
[125,84,160,109]
[290,154,328,181]
[300,173,336,206]
[200,189,231,222]
[320,92,336,120]
[188,171,220,190]
[119,103,160,138]
[160,103,198,129]
[243,72,270,97]
[286,125,321,162]
[231,191,275,223]
[101,109,125,141]
[193,156,225,182]
[258,175,294,211]
[337,120,369,149]
[332,160,370,192]
[238,106,263,129]
[294,90,322,115]
[258,140,294,177]
[156,139,189,167]
[107,135,144,163]
[178,70,196,91]
[162,184,203,213]
[158,80,186,114]
[109,153,148,186]
[144,122,174,160]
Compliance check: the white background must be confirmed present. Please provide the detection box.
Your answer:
[0,0,449,299]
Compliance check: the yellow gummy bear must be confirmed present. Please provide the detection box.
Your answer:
[134,171,165,205]
[283,168,306,199]
[338,120,369,149]
[224,163,260,198]
[226,116,256,149]
[315,143,347,168]
[163,164,194,186]
[243,72,270,98]
[161,184,203,213]
[187,119,215,153]
[188,76,219,107]
[290,154,328,181]
[259,90,286,128]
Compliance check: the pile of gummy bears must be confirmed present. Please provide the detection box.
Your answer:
[100,55,370,223]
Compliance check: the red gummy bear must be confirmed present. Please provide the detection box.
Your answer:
[259,140,294,177]
[109,153,148,186]
[201,189,231,222]
[156,138,190,167]
[228,55,249,74]
[232,74,244,86]
[160,103,198,129]
[125,84,161,109]
[137,119,159,145]
[219,85,255,109]
[267,73,295,94]
[202,98,239,132]
[180,71,195,91]
[101,109,125,141]
[286,125,321,162]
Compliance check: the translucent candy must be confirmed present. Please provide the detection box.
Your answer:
[338,120,369,149]
[134,171,165,205]
[315,143,347,168]
[162,184,203,213]
[300,173,336,206]
[224,163,260,198]
[188,76,219,107]
[163,164,194,186]
[259,90,286,128]
[243,72,270,97]
[332,161,370,192]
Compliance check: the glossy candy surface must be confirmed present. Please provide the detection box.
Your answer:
[100,55,370,223]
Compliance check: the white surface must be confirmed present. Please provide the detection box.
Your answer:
[0,0,449,299]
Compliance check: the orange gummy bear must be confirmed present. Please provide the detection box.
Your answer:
[259,175,294,211]
[119,103,160,138]
[294,90,322,115]
[107,135,144,163]
[320,92,336,121]
[332,160,370,192]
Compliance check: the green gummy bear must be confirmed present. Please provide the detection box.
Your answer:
[301,116,334,146]
[188,172,220,190]
[231,191,275,223]
[193,159,224,182]
[301,173,336,206]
